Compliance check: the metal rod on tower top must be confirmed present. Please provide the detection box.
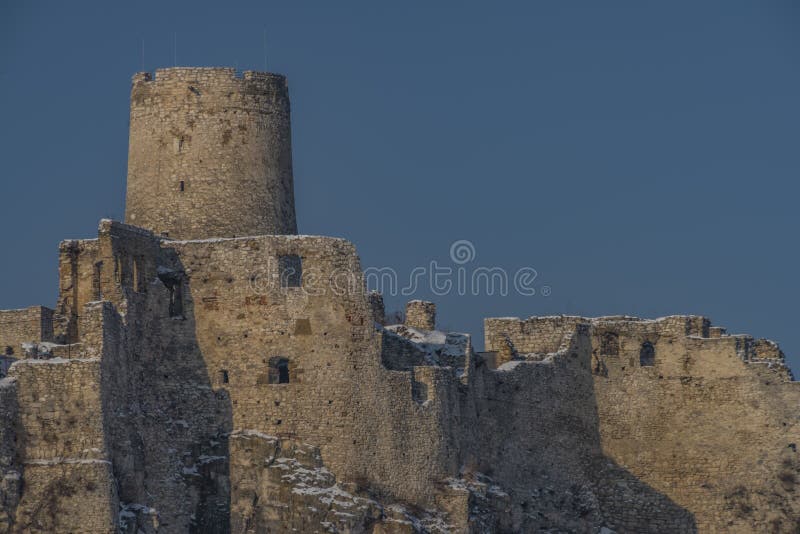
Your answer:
[263,28,267,70]
[173,32,177,66]
[141,39,145,72]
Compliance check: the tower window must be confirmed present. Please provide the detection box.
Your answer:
[268,357,290,384]
[219,370,229,384]
[639,341,656,367]
[4,346,13,356]
[278,255,302,288]
[600,332,619,356]
[179,180,185,192]
[157,270,185,318]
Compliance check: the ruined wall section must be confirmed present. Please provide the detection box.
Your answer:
[167,234,482,512]
[591,320,800,533]
[469,328,600,485]
[100,223,226,532]
[456,326,611,530]
[0,306,54,358]
[485,315,710,357]
[54,239,99,343]
[8,357,118,533]
[47,220,228,531]
[485,314,800,532]
[126,67,297,240]
[165,236,370,470]
[55,220,161,344]
[485,315,585,355]
[405,300,436,331]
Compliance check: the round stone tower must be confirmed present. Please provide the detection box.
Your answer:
[125,67,297,240]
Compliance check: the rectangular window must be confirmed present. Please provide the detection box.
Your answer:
[278,255,302,288]
[179,180,185,192]
[268,357,290,384]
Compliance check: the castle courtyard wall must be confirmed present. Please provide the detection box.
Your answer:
[485,315,800,532]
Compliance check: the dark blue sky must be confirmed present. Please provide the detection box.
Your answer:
[1,1,798,371]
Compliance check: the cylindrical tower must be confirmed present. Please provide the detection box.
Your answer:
[125,67,297,240]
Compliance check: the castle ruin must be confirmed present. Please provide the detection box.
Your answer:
[0,67,797,533]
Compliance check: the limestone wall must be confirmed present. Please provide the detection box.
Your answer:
[55,220,162,343]
[484,314,800,532]
[592,326,799,533]
[405,300,436,330]
[125,67,297,240]
[8,358,118,533]
[0,307,54,356]
[5,212,796,532]
[485,315,584,355]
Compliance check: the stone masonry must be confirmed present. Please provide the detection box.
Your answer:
[125,68,297,240]
[405,300,436,331]
[0,67,797,533]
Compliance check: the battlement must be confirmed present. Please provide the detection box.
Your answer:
[132,67,287,91]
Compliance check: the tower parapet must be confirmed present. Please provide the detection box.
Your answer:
[125,67,297,240]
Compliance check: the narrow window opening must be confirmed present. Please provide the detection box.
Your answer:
[169,282,184,318]
[278,255,302,288]
[219,370,229,384]
[640,341,656,367]
[268,357,290,384]
[179,180,185,192]
[4,346,13,356]
[158,269,185,318]
[600,332,619,356]
[92,261,103,300]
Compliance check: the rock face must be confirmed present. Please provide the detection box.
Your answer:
[0,67,798,533]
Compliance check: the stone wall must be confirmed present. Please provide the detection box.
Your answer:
[8,357,118,533]
[125,67,297,240]
[0,307,54,357]
[405,300,436,330]
[485,314,800,532]
[0,222,701,532]
[2,215,796,533]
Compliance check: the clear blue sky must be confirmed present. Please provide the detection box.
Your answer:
[1,1,798,371]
